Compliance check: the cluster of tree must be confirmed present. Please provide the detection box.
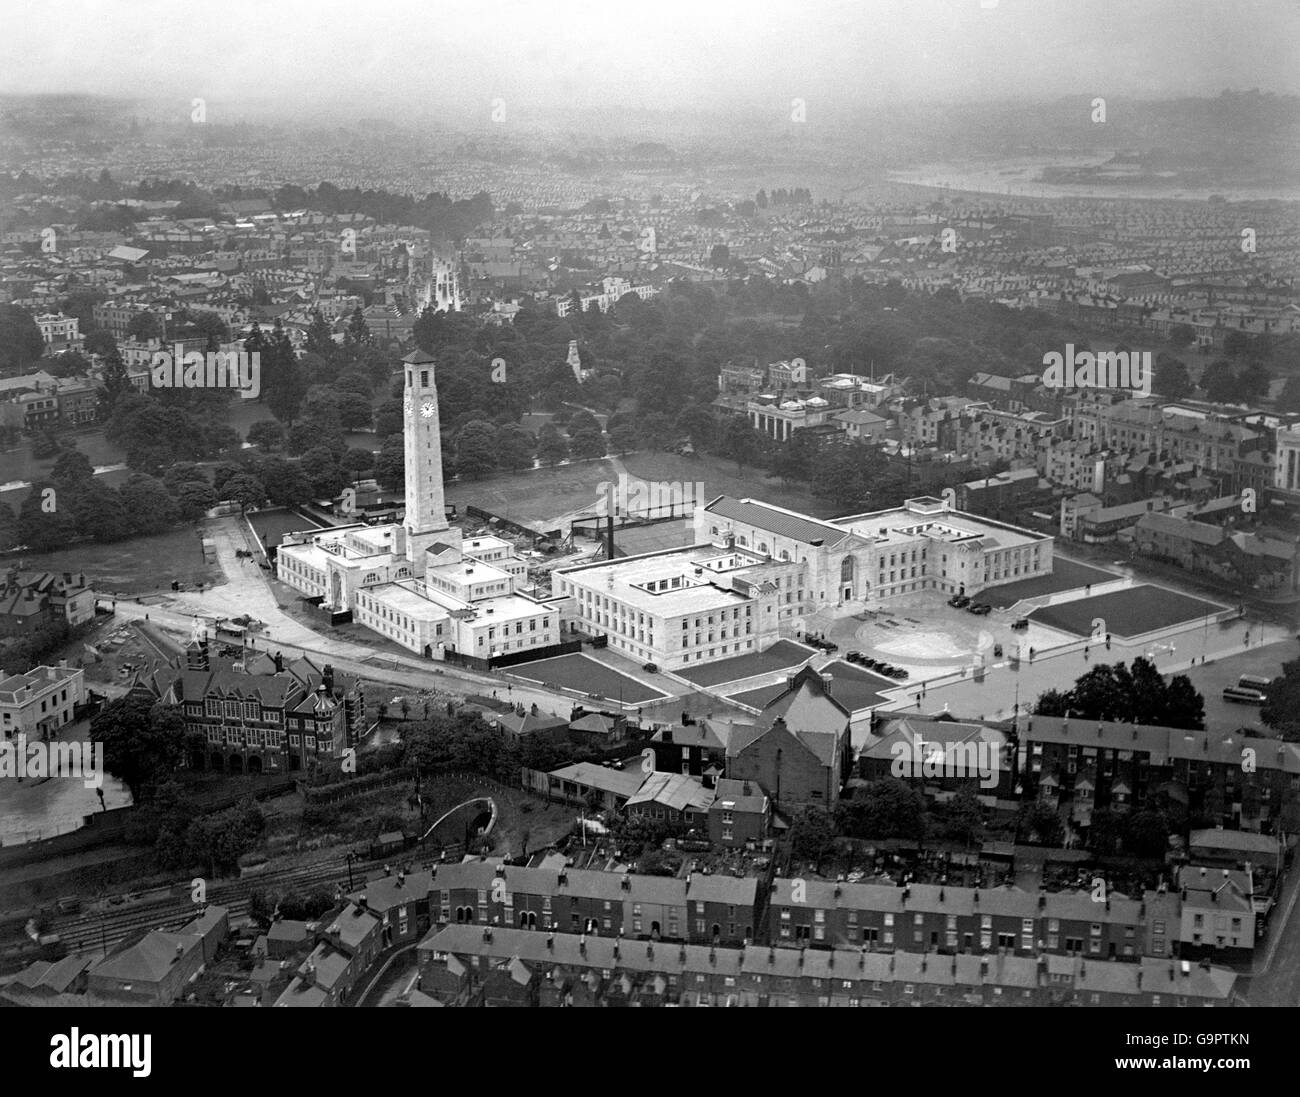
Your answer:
[104,390,239,472]
[247,885,339,930]
[756,188,812,208]
[271,182,494,242]
[0,619,70,675]
[91,694,200,802]
[153,792,266,877]
[10,448,216,551]
[1199,358,1271,404]
[0,304,44,373]
[1033,657,1204,730]
[400,708,592,784]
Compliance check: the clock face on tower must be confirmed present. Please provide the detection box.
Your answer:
[420,398,436,419]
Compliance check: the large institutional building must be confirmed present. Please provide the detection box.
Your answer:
[552,496,1052,672]
[276,351,560,663]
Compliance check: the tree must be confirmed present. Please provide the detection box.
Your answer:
[940,789,985,846]
[1032,658,1204,730]
[537,423,569,467]
[221,472,267,513]
[1121,809,1170,858]
[0,305,45,372]
[722,417,758,472]
[496,425,535,471]
[1154,357,1192,399]
[246,420,285,450]
[788,807,836,871]
[98,345,132,413]
[304,309,337,360]
[174,480,217,520]
[373,399,404,438]
[1017,801,1063,846]
[126,310,163,342]
[120,474,178,533]
[455,420,498,479]
[608,423,639,455]
[1168,323,1196,349]
[1200,360,1237,403]
[264,347,307,424]
[16,482,77,552]
[568,428,606,461]
[1260,659,1300,739]
[836,778,928,840]
[92,695,187,802]
[375,436,405,490]
[51,448,94,487]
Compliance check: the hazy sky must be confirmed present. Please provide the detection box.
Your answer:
[2,0,1296,120]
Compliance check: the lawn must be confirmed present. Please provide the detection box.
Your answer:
[510,653,667,703]
[1029,584,1225,639]
[675,639,818,687]
[5,523,222,595]
[979,557,1121,608]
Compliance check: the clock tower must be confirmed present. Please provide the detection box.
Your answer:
[401,350,453,567]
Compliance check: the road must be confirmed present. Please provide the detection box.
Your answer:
[1245,848,1300,1006]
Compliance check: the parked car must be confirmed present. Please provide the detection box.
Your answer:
[846,651,865,664]
[949,595,970,609]
[1223,686,1266,705]
[967,603,991,616]
[643,663,658,674]
[1011,618,1030,631]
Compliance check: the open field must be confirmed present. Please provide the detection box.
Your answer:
[2,523,221,595]
[675,638,817,687]
[511,653,666,703]
[1029,584,1226,638]
[980,557,1120,608]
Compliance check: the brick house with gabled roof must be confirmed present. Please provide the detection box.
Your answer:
[725,666,852,811]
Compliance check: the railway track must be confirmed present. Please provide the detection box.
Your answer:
[51,853,399,954]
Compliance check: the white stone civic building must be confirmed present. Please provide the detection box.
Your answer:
[551,495,1053,671]
[276,350,560,663]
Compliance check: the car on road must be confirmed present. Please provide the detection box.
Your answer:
[967,603,992,615]
[846,651,865,665]
[643,663,658,674]
[1223,686,1266,705]
[1011,618,1030,631]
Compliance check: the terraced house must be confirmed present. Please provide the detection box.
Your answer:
[767,878,1147,961]
[415,927,1238,1008]
[365,860,760,947]
[1022,715,1300,832]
